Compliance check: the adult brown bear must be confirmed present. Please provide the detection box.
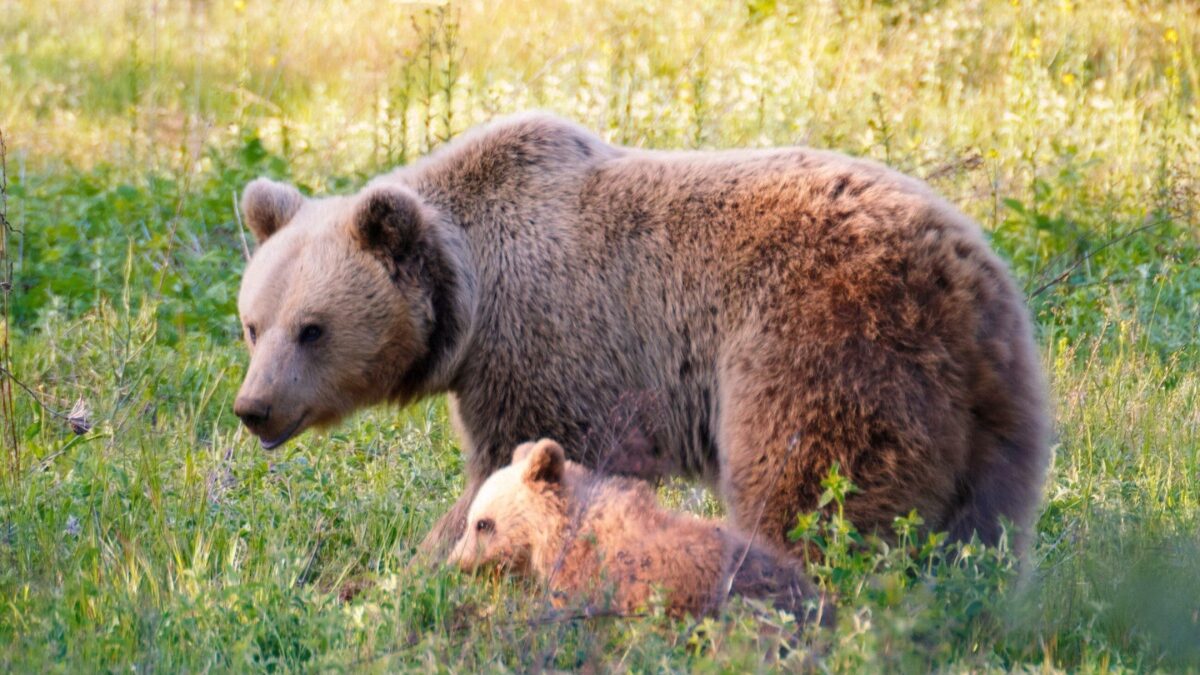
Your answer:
[233,113,1050,556]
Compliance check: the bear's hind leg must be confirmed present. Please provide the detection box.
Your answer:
[715,337,966,556]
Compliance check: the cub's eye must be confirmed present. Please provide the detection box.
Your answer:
[475,518,495,534]
[298,324,324,345]
[246,325,257,345]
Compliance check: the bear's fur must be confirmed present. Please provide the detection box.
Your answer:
[235,113,1050,557]
[449,439,830,622]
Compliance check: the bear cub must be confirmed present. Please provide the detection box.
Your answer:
[448,438,831,625]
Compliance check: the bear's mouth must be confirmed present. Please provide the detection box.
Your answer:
[261,413,307,450]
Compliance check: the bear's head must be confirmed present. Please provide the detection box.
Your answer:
[234,177,469,448]
[448,439,569,573]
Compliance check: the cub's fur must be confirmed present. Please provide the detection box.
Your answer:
[450,439,829,622]
[235,113,1050,557]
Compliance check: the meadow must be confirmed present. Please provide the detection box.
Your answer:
[1,0,1198,671]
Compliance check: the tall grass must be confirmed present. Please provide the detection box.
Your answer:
[0,0,1197,671]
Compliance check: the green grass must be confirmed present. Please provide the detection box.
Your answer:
[1,0,1198,671]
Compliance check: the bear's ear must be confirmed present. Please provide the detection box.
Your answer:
[350,184,429,266]
[511,441,538,464]
[241,178,303,243]
[521,439,566,485]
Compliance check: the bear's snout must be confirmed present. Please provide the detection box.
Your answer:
[234,396,271,433]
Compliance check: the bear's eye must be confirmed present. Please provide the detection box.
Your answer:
[298,324,324,345]
[246,325,257,345]
[475,518,495,534]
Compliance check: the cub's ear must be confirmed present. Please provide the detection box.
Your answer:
[241,178,304,243]
[520,439,566,485]
[350,184,431,267]
[511,441,537,464]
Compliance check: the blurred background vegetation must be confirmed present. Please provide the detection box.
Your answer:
[0,0,1197,671]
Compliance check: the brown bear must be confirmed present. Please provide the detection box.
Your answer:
[448,438,830,623]
[234,112,1050,558]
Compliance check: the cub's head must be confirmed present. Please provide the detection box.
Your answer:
[234,177,466,449]
[448,439,569,573]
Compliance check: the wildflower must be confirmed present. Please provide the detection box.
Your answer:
[1164,28,1178,44]
[206,447,237,505]
[64,515,80,538]
[67,398,92,435]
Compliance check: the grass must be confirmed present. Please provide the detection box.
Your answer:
[1,0,1198,671]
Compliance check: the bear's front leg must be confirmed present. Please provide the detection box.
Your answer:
[418,481,481,559]
[417,400,494,559]
[417,416,501,560]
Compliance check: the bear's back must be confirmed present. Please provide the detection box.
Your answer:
[557,473,732,615]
